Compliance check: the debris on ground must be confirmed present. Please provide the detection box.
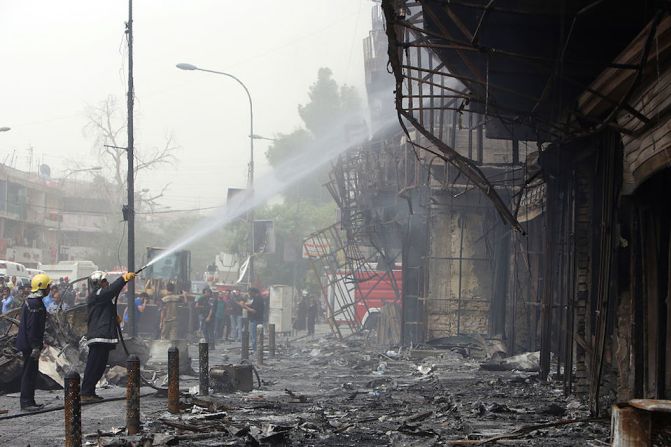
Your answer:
[480,351,541,372]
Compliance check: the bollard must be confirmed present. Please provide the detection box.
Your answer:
[168,347,180,414]
[64,371,82,447]
[256,324,264,366]
[241,328,249,361]
[241,316,249,361]
[199,339,209,396]
[268,323,276,358]
[126,355,141,435]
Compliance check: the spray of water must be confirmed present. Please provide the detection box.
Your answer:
[142,113,399,270]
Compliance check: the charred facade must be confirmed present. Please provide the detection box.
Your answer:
[325,1,671,415]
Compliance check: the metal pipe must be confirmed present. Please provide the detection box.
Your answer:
[256,324,264,366]
[268,323,276,358]
[199,339,209,396]
[126,355,140,435]
[456,215,466,335]
[64,371,82,447]
[168,347,179,414]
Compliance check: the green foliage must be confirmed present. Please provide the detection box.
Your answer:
[298,67,342,137]
[265,67,362,206]
[253,200,336,286]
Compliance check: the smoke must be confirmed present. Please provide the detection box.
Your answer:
[144,110,400,270]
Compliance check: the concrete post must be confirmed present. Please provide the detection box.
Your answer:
[199,339,209,396]
[256,324,264,366]
[168,347,179,414]
[126,354,141,435]
[268,323,276,358]
[64,371,82,447]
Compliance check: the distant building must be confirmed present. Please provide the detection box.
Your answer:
[0,164,112,268]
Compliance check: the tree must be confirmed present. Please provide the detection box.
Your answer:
[83,95,177,205]
[82,95,178,269]
[251,200,336,287]
[265,68,363,205]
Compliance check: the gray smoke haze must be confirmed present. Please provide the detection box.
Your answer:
[0,0,374,210]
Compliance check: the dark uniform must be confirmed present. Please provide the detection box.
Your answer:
[81,276,128,398]
[15,291,47,410]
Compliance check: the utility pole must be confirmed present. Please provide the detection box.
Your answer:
[248,116,255,287]
[126,0,136,337]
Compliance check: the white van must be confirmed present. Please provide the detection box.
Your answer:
[0,260,30,286]
[26,268,45,277]
[38,260,98,282]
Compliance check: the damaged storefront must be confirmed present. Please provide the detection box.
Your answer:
[353,0,671,417]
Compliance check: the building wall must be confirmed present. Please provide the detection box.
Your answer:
[426,193,495,338]
[0,165,112,267]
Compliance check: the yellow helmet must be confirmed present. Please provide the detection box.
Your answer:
[31,273,52,293]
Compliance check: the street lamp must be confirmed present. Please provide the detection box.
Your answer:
[176,62,256,285]
[59,166,103,184]
[250,134,276,142]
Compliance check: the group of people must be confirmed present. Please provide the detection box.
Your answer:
[192,287,265,350]
[15,270,136,411]
[13,271,316,412]
[2,275,76,315]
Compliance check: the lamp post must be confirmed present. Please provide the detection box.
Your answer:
[250,134,276,142]
[176,63,256,285]
[59,166,103,185]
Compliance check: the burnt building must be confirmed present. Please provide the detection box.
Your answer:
[324,1,671,414]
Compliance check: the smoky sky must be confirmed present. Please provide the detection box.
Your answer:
[0,0,374,210]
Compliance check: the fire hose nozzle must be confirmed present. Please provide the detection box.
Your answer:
[135,265,148,275]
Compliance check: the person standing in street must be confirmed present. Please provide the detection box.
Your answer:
[81,270,135,402]
[15,273,51,411]
[230,291,243,341]
[160,283,183,340]
[241,288,264,352]
[214,291,227,341]
[307,295,318,336]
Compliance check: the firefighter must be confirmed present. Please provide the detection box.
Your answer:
[15,273,51,411]
[81,270,135,402]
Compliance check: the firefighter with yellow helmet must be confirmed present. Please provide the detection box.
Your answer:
[15,273,52,411]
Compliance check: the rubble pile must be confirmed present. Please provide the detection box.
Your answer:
[84,335,609,446]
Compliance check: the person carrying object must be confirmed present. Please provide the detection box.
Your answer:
[81,270,136,402]
[15,273,51,411]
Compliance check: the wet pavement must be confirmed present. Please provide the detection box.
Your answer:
[0,325,610,446]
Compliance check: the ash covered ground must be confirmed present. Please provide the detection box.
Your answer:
[0,326,610,446]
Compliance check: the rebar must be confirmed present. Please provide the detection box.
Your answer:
[126,354,141,435]
[168,347,179,414]
[64,371,81,447]
[199,339,209,396]
[256,324,264,366]
[268,323,276,358]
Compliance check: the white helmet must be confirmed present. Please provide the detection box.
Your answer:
[89,271,108,289]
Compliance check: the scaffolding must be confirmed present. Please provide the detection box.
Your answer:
[303,224,376,339]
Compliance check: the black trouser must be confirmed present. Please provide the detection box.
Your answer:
[20,350,39,406]
[82,343,113,396]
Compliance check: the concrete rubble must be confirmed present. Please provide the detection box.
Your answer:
[0,326,620,446]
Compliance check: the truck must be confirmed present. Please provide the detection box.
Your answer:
[143,247,191,298]
[37,260,99,282]
[327,269,402,330]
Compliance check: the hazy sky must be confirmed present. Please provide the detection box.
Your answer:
[1,0,376,210]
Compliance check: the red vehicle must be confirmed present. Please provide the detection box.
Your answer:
[354,269,402,328]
